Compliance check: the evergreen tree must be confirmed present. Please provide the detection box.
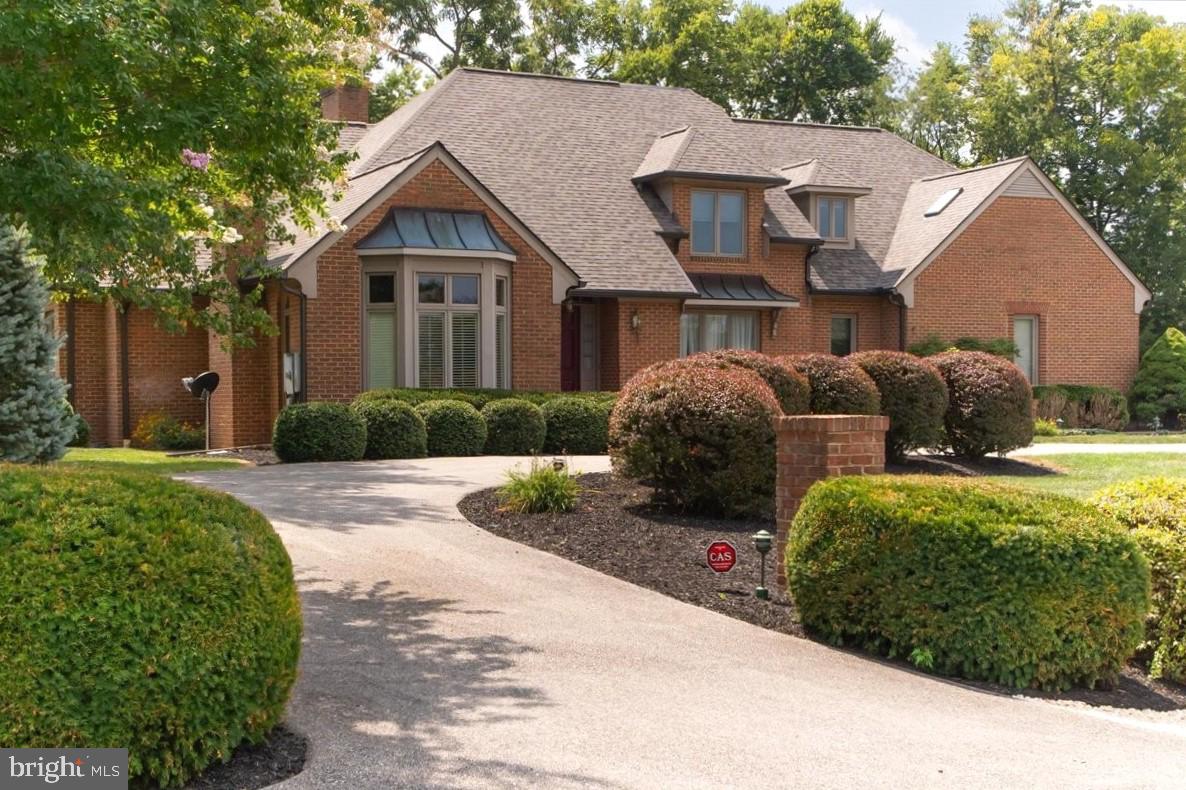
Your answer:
[0,223,72,463]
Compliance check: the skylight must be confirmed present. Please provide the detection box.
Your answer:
[924,187,963,217]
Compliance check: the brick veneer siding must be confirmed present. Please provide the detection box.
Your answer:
[909,196,1141,390]
[306,159,561,403]
[126,305,208,433]
[774,414,889,582]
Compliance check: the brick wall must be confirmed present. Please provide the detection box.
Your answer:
[774,414,889,582]
[307,158,561,403]
[126,305,208,433]
[910,196,1141,390]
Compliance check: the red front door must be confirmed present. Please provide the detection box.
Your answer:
[560,307,580,391]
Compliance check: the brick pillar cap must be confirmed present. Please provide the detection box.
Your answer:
[775,414,890,432]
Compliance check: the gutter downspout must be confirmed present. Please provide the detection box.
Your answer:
[803,244,821,297]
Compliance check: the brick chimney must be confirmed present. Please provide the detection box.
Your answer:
[321,83,370,123]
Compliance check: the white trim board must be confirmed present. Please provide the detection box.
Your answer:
[895,159,1151,313]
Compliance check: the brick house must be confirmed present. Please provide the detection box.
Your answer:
[55,68,1151,448]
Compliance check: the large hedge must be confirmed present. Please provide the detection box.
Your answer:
[907,334,1018,359]
[610,363,780,517]
[1130,327,1186,427]
[1033,384,1129,431]
[931,351,1033,457]
[1091,478,1186,683]
[416,400,488,456]
[851,351,947,459]
[352,399,427,459]
[542,397,610,454]
[273,402,367,463]
[685,350,810,414]
[779,354,880,416]
[482,398,546,455]
[787,477,1149,690]
[356,386,616,411]
[0,467,301,787]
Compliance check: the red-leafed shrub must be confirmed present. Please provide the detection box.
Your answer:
[778,354,880,416]
[610,362,781,517]
[851,351,948,459]
[931,351,1033,458]
[687,349,811,414]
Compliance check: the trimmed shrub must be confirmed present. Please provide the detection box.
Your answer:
[0,467,301,787]
[931,351,1033,457]
[610,363,780,517]
[787,476,1149,690]
[682,350,810,414]
[67,405,90,448]
[1091,478,1186,683]
[131,411,204,451]
[778,354,880,416]
[908,334,1018,359]
[851,351,947,459]
[482,398,546,455]
[1034,418,1059,436]
[352,399,427,459]
[416,400,487,456]
[272,402,366,463]
[1130,327,1186,427]
[542,397,610,454]
[356,387,617,411]
[498,460,581,513]
[1034,384,1129,431]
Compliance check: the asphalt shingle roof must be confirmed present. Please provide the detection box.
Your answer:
[633,126,785,185]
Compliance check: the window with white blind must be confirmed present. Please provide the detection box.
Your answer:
[679,311,758,356]
[495,276,509,389]
[416,273,481,388]
[366,274,398,389]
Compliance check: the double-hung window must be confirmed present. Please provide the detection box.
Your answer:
[691,190,744,256]
[494,276,509,389]
[680,312,758,356]
[417,273,480,388]
[365,274,398,389]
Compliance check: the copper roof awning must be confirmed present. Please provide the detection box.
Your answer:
[685,273,800,308]
[356,208,515,255]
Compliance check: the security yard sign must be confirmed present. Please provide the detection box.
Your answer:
[706,540,737,573]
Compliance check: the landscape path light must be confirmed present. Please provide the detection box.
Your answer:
[752,529,773,600]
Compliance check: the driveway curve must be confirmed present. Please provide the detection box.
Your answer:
[184,457,1186,790]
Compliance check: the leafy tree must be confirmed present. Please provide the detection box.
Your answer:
[901,43,969,164]
[1130,327,1186,427]
[375,0,527,77]
[370,63,430,121]
[515,0,593,74]
[0,224,73,463]
[0,0,373,344]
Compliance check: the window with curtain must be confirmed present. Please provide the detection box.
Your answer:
[366,274,397,389]
[416,273,481,388]
[679,312,758,355]
[690,190,745,255]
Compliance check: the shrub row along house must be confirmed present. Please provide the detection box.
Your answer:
[53,68,1151,447]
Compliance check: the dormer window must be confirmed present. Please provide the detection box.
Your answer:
[816,196,851,242]
[691,190,745,256]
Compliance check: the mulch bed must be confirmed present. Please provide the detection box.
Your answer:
[181,725,306,790]
[459,467,1186,712]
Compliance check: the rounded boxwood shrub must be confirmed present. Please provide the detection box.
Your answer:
[687,350,810,414]
[851,350,948,459]
[931,350,1033,458]
[610,364,780,517]
[272,401,367,463]
[542,397,610,454]
[779,354,880,416]
[787,476,1149,690]
[482,398,546,455]
[0,467,301,787]
[352,399,427,459]
[416,399,487,456]
[1091,478,1186,683]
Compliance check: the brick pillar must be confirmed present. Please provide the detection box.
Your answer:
[775,415,889,582]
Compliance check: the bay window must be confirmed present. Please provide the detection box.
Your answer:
[680,311,758,356]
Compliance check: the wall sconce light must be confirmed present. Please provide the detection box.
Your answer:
[631,310,641,331]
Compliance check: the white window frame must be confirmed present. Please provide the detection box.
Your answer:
[830,314,857,356]
[813,194,854,247]
[679,310,759,356]
[1013,315,1039,384]
[690,189,746,257]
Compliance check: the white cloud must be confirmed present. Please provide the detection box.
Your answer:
[1119,1,1186,24]
[855,5,931,72]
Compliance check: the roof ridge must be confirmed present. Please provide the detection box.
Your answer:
[352,69,461,173]
[658,124,691,139]
[732,116,883,132]
[779,158,818,171]
[348,143,437,181]
[919,155,1030,182]
[456,67,619,87]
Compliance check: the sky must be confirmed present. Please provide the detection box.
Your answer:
[850,0,1186,70]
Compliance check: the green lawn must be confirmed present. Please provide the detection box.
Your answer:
[983,452,1186,499]
[58,448,244,475]
[1032,432,1186,444]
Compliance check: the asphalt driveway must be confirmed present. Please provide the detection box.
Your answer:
[184,457,1186,789]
